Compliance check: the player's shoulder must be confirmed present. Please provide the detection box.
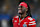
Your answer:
[13,16,19,19]
[12,16,19,21]
[27,16,35,21]
[12,16,19,22]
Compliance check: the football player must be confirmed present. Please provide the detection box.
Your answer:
[12,2,36,27]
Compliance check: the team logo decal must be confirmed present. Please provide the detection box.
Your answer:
[23,24,27,27]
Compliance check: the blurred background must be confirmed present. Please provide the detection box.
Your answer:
[0,0,40,27]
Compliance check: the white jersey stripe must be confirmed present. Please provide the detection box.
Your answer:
[29,21,35,23]
[14,20,17,22]
[29,23,36,25]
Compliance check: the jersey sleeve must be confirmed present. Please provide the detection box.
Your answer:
[12,17,14,23]
[28,18,36,27]
[12,16,18,23]
[12,16,19,27]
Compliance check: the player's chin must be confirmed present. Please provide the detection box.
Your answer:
[19,13,22,14]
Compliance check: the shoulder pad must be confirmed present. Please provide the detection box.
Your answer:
[28,17,33,21]
[15,16,19,18]
[13,16,19,18]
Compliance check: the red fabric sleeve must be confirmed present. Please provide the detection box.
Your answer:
[28,19,36,27]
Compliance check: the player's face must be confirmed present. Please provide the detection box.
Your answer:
[18,6,28,15]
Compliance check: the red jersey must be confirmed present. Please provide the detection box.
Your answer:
[12,16,36,27]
